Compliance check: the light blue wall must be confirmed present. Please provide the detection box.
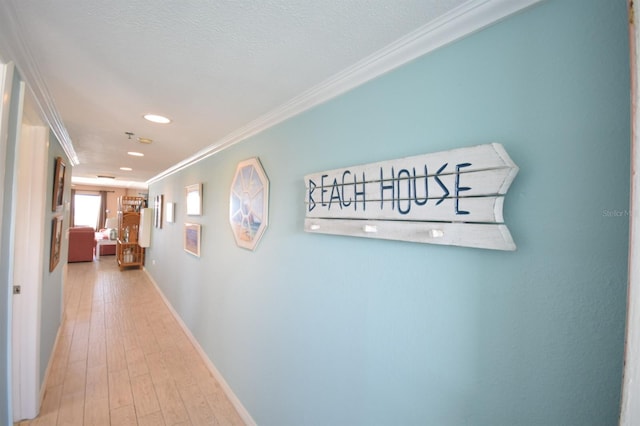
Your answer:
[40,131,69,383]
[147,0,630,424]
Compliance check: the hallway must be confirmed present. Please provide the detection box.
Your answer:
[18,259,244,425]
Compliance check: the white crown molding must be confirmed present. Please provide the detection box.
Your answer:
[148,0,543,185]
[0,1,79,166]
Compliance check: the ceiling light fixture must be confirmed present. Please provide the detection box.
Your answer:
[137,137,153,144]
[120,167,133,171]
[127,151,144,157]
[143,114,171,124]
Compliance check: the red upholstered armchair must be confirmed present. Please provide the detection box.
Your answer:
[68,227,95,262]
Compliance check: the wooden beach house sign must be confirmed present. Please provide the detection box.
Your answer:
[303,143,519,250]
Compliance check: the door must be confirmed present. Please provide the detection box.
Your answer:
[11,118,48,422]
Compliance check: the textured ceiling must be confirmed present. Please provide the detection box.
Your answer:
[0,0,513,188]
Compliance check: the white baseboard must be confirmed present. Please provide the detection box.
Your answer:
[38,322,63,413]
[143,268,256,426]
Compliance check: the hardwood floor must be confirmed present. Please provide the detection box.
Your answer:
[17,258,245,426]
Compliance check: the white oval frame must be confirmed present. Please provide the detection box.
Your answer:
[229,157,269,250]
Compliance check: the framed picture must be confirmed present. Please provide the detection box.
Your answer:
[185,183,202,216]
[229,157,269,251]
[154,194,164,228]
[166,202,175,223]
[52,157,66,212]
[49,215,63,271]
[184,223,201,257]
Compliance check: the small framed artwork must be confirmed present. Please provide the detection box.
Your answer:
[185,183,202,216]
[154,194,164,228]
[49,215,63,271]
[184,223,201,257]
[52,157,66,212]
[166,202,175,223]
[229,157,269,251]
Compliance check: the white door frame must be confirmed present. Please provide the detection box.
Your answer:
[621,1,639,424]
[0,61,12,254]
[0,61,19,424]
[0,58,16,426]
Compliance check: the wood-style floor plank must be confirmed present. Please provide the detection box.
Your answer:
[130,374,160,418]
[153,379,191,425]
[15,258,245,425]
[137,410,166,426]
[108,368,133,410]
[109,404,137,426]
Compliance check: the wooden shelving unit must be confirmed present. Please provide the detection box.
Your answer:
[116,196,145,270]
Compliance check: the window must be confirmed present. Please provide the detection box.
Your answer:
[74,194,101,228]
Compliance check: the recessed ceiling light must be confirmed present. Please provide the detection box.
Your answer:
[143,114,171,124]
[137,137,153,144]
[128,151,144,157]
[120,167,133,171]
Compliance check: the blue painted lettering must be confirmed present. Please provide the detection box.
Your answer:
[354,173,366,211]
[413,166,428,206]
[455,163,472,215]
[380,167,395,210]
[341,170,352,207]
[329,178,342,209]
[308,179,316,212]
[312,160,473,216]
[434,163,449,206]
[321,174,328,206]
[397,168,412,215]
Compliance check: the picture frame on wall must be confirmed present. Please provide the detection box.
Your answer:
[185,183,202,216]
[184,223,201,257]
[166,202,175,223]
[229,157,269,251]
[49,215,63,271]
[52,157,66,212]
[154,194,164,228]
